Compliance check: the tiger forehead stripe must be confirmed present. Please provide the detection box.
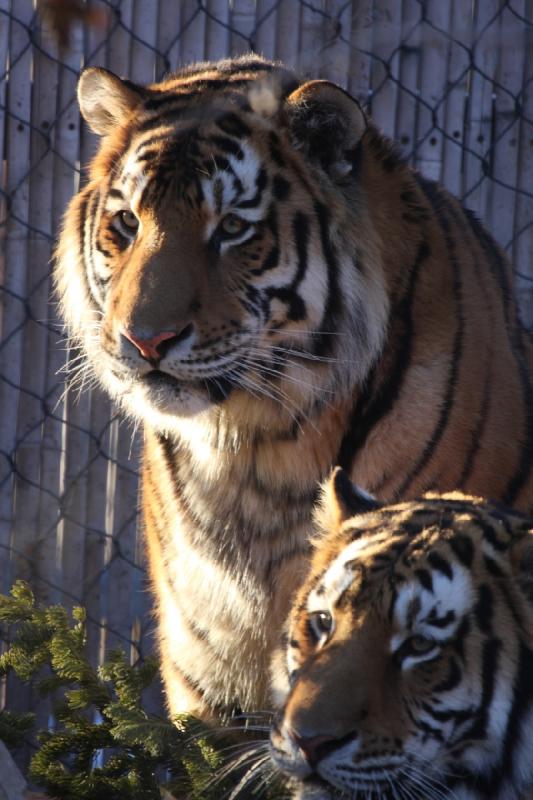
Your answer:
[201,142,267,223]
[308,536,373,611]
[391,559,474,650]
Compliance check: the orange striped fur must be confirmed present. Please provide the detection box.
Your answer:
[55,56,533,718]
[270,469,533,799]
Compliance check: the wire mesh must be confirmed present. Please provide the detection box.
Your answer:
[0,0,532,749]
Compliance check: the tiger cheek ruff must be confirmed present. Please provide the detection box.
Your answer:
[55,55,533,718]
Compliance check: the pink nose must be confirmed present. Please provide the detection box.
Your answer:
[290,732,340,768]
[122,330,179,363]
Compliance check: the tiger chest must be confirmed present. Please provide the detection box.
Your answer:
[142,430,314,712]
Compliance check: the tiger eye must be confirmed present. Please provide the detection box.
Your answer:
[220,214,247,236]
[309,610,333,641]
[119,209,139,232]
[407,634,435,654]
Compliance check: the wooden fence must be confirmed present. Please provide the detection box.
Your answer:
[0,0,532,737]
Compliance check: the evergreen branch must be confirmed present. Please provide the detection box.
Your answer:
[0,582,286,799]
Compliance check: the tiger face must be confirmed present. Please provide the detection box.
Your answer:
[270,469,533,799]
[56,57,388,432]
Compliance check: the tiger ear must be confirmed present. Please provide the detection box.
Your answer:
[314,467,379,533]
[285,80,367,181]
[78,67,144,136]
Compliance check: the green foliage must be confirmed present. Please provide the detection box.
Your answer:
[0,581,284,800]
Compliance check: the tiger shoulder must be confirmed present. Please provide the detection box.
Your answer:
[271,468,533,799]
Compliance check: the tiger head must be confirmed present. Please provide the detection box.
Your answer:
[55,56,390,434]
[270,468,533,799]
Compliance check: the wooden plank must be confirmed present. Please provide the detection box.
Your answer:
[462,0,500,221]
[274,0,301,69]
[394,0,421,163]
[0,2,37,759]
[507,1,533,327]
[100,417,140,655]
[321,0,352,88]
[9,8,62,749]
[297,0,326,78]
[77,14,114,666]
[414,0,452,181]
[129,0,159,84]
[0,0,33,599]
[369,0,403,138]
[0,741,27,800]
[204,0,232,63]
[253,0,277,61]
[48,18,88,618]
[156,0,182,75]
[440,0,472,198]
[0,1,10,343]
[107,0,133,77]
[229,0,256,56]
[485,2,526,254]
[12,0,58,609]
[346,0,374,105]
[177,0,206,67]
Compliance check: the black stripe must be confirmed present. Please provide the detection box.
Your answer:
[207,134,244,160]
[336,239,430,472]
[217,111,251,138]
[426,610,455,629]
[84,189,106,307]
[475,584,493,634]
[265,211,309,322]
[415,568,433,591]
[449,534,474,568]
[444,202,494,488]
[397,189,464,496]
[460,638,500,744]
[427,551,453,579]
[313,200,342,358]
[475,513,508,551]
[236,167,268,210]
[463,210,533,506]
[167,657,207,702]
[269,132,285,167]
[142,78,255,113]
[76,192,93,303]
[498,643,533,789]
[433,657,461,692]
[458,368,492,487]
[273,174,290,200]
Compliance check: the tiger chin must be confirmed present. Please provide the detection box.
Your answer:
[270,468,533,800]
[55,54,533,719]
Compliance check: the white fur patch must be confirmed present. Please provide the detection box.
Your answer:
[248,82,280,117]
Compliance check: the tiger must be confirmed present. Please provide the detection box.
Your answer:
[270,467,533,800]
[55,54,533,719]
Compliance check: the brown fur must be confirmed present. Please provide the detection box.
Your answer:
[55,55,533,719]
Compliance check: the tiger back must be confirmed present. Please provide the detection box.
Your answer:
[55,55,533,717]
[271,468,533,799]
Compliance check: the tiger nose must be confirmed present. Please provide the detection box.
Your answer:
[122,324,193,363]
[290,731,344,769]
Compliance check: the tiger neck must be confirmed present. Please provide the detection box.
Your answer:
[146,394,354,527]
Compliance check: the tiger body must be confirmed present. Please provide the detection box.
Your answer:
[55,56,533,717]
[270,468,533,799]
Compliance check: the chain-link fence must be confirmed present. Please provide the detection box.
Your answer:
[1,0,532,749]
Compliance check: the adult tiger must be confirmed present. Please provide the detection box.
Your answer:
[270,468,533,799]
[55,55,533,718]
